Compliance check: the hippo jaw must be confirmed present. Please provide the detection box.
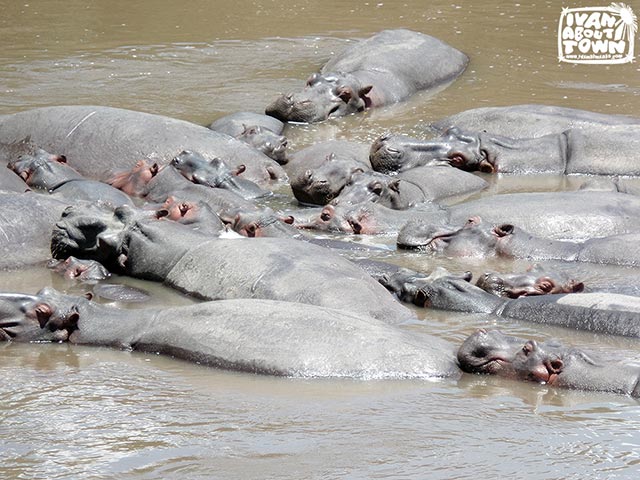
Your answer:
[265,73,371,123]
[50,204,134,268]
[0,291,76,343]
[457,329,520,376]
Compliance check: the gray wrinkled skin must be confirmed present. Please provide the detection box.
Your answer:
[2,287,459,380]
[266,29,468,123]
[458,329,640,397]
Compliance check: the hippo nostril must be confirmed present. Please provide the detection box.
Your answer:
[320,211,332,222]
[479,160,495,173]
[494,224,514,237]
[547,358,563,373]
[350,220,362,234]
[156,209,169,219]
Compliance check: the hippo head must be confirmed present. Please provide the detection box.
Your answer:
[265,72,373,123]
[48,256,110,282]
[379,267,473,307]
[458,329,565,384]
[369,128,491,174]
[296,203,382,234]
[7,148,75,190]
[226,209,297,238]
[292,153,366,206]
[397,217,498,257]
[237,125,288,165]
[457,329,524,377]
[475,269,584,298]
[155,196,224,234]
[50,203,140,268]
[108,159,159,197]
[171,150,268,200]
[331,171,403,209]
[0,289,83,342]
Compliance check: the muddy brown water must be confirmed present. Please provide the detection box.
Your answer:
[2,1,640,478]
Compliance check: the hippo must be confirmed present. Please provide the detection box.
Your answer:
[383,272,640,337]
[169,150,270,200]
[50,203,414,323]
[0,287,459,379]
[266,29,468,123]
[397,216,640,268]
[287,140,371,205]
[475,267,584,298]
[0,140,33,192]
[7,146,133,206]
[208,111,285,136]
[208,112,288,164]
[370,125,640,176]
[300,191,640,240]
[430,104,640,138]
[296,201,450,235]
[0,106,287,186]
[331,166,487,209]
[458,329,640,397]
[110,160,300,238]
[0,192,71,270]
[47,256,110,282]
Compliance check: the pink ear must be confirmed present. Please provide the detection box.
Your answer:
[359,85,373,97]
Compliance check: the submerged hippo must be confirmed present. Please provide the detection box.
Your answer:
[458,329,640,397]
[397,216,640,267]
[0,106,287,186]
[0,288,459,379]
[370,125,640,176]
[8,146,133,206]
[50,203,414,323]
[208,112,288,165]
[169,150,270,200]
[383,272,640,337]
[0,140,36,192]
[266,29,468,123]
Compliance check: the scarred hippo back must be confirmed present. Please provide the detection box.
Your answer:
[0,106,286,186]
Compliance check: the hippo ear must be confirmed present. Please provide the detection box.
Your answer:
[336,86,354,103]
[388,179,401,193]
[358,85,373,108]
[29,303,54,329]
[568,281,585,293]
[306,73,321,86]
[369,181,384,196]
[233,164,247,176]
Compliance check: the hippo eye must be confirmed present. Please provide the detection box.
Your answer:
[328,105,340,116]
[522,342,535,356]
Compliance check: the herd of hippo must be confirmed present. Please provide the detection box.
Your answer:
[2,29,640,397]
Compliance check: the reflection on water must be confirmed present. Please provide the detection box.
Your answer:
[1,0,640,478]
